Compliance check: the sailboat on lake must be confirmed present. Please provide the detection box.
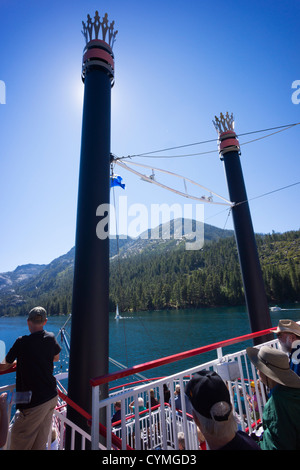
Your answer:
[115,304,120,320]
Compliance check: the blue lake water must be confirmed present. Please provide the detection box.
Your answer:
[1,304,300,389]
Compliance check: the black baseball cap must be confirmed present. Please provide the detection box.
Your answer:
[185,370,232,421]
[28,306,47,324]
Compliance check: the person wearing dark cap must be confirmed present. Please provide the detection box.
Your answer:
[185,370,260,450]
[275,319,300,376]
[0,306,61,450]
[247,345,300,450]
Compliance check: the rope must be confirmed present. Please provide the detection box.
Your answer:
[111,165,129,368]
[234,181,300,208]
[120,122,300,160]
[239,123,299,147]
[222,206,232,231]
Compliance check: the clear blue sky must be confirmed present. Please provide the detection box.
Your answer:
[0,0,299,272]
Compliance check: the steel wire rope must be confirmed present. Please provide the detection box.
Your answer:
[56,315,72,375]
[120,129,296,159]
[233,181,300,208]
[112,122,299,215]
[111,168,129,369]
[117,122,300,160]
[204,181,300,232]
[238,123,300,148]
[111,123,299,233]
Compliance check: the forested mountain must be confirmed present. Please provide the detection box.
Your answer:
[0,221,299,316]
[110,230,300,312]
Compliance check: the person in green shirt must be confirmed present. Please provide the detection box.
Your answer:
[247,345,300,450]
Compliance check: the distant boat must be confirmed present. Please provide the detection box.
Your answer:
[115,304,120,319]
[270,305,281,312]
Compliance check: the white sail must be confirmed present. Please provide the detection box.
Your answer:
[115,304,120,319]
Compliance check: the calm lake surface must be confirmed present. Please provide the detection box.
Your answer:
[1,304,300,388]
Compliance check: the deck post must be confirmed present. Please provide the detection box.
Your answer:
[66,11,117,447]
[213,113,273,345]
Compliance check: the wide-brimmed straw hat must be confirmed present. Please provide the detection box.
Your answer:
[274,319,300,337]
[246,345,300,389]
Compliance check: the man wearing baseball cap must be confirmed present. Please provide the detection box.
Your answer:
[0,306,61,450]
[185,370,260,450]
[275,319,300,376]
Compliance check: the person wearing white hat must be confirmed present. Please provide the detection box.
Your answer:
[247,345,300,450]
[275,319,300,376]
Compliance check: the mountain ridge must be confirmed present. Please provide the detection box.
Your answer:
[0,219,299,316]
[0,219,233,314]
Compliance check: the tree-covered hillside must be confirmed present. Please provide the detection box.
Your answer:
[0,229,299,316]
[110,230,300,312]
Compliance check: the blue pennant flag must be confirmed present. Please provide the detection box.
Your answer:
[110,175,125,189]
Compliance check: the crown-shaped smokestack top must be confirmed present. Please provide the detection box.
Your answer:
[81,11,118,49]
[213,112,240,158]
[213,112,235,135]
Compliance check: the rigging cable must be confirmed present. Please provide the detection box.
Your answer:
[205,181,300,225]
[222,206,232,231]
[111,164,129,368]
[118,121,300,160]
[56,313,136,377]
[234,181,300,208]
[111,122,300,224]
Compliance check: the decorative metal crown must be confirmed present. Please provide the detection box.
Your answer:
[213,112,235,134]
[81,11,118,49]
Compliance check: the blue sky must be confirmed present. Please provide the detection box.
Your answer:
[0,0,299,272]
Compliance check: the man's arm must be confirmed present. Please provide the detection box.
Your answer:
[53,354,60,362]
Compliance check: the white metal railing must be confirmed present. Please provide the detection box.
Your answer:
[50,404,103,450]
[91,337,279,450]
[111,403,199,450]
[0,372,102,451]
[0,335,280,451]
[50,372,105,450]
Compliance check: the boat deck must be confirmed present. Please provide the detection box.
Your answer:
[1,323,286,450]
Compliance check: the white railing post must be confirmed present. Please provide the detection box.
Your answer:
[121,399,127,450]
[217,347,223,361]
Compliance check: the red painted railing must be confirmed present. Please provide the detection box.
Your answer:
[0,363,16,376]
[90,326,276,387]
